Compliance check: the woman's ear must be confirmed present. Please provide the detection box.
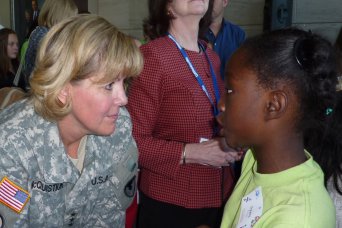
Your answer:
[57,84,71,105]
[264,90,288,121]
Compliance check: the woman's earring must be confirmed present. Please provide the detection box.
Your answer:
[167,10,174,18]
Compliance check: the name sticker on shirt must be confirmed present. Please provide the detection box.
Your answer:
[0,177,30,214]
[236,186,263,228]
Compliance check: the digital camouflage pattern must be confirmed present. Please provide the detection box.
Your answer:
[0,100,138,227]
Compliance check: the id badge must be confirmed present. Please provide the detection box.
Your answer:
[236,186,263,228]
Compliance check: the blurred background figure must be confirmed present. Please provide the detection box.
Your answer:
[0,28,26,90]
[24,0,78,83]
[31,0,40,23]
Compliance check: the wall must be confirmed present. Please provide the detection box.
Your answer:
[88,0,148,39]
[225,0,265,38]
[292,0,342,42]
[88,0,265,40]
[90,0,342,43]
[0,0,11,28]
[1,0,341,43]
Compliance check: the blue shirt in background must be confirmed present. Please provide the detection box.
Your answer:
[206,19,246,80]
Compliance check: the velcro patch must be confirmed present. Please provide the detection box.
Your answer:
[0,177,30,213]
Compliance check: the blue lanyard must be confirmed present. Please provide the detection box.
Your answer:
[168,33,221,116]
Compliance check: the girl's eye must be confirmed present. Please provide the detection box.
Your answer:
[226,88,233,94]
[105,82,115,90]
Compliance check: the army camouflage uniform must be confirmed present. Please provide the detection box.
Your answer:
[0,100,138,227]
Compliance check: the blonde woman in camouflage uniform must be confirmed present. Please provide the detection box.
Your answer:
[0,14,143,227]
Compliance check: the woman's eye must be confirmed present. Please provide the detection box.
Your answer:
[105,82,115,90]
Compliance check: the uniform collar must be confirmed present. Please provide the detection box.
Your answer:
[37,122,80,184]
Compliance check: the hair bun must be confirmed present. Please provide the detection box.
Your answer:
[294,36,316,71]
[293,33,333,75]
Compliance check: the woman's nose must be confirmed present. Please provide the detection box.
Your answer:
[115,85,128,106]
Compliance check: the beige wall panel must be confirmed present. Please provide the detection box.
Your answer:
[293,0,342,23]
[88,0,99,14]
[129,0,147,31]
[0,0,11,28]
[98,0,130,29]
[241,25,264,38]
[225,0,265,25]
[121,29,144,40]
[94,0,147,38]
[294,22,342,43]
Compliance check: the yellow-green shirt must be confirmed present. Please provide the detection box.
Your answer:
[221,150,335,228]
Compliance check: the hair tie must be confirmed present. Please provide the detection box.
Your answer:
[326,108,333,116]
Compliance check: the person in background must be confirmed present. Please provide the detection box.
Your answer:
[24,9,33,36]
[206,0,245,80]
[20,21,38,65]
[31,0,40,23]
[0,28,26,90]
[218,28,336,227]
[303,29,342,227]
[24,0,77,81]
[0,14,143,227]
[127,0,242,227]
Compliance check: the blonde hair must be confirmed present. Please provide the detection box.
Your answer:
[38,0,78,28]
[30,14,144,121]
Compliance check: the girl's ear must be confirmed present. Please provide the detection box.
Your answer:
[57,84,71,105]
[264,90,288,121]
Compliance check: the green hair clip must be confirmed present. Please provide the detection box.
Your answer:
[326,108,333,116]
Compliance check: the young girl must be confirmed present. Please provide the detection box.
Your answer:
[219,28,337,227]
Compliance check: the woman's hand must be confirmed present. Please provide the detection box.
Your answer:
[184,138,243,167]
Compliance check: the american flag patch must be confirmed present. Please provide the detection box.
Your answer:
[0,177,30,213]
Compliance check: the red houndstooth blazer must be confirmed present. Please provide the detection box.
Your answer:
[127,36,235,208]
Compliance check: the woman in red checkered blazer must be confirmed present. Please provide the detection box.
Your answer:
[127,0,242,227]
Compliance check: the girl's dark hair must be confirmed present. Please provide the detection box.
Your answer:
[335,27,342,73]
[305,92,342,194]
[305,28,342,194]
[0,28,18,77]
[241,27,341,192]
[143,0,213,40]
[241,28,338,132]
